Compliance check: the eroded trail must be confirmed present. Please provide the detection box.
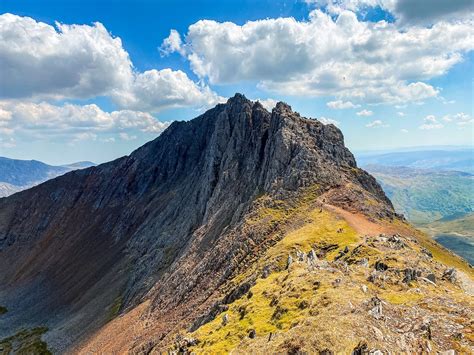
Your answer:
[324,204,385,236]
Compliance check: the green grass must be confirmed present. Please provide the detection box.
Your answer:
[366,166,474,224]
[0,327,51,355]
[189,209,359,353]
[420,212,474,237]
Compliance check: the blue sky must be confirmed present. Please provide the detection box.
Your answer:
[0,0,472,165]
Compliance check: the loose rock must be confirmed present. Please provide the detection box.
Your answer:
[426,273,436,283]
[374,260,388,272]
[352,341,368,355]
[368,296,384,319]
[403,268,420,283]
[358,258,369,268]
[442,268,457,283]
[287,255,293,269]
[421,247,433,258]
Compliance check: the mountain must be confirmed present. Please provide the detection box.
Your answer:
[0,183,22,198]
[60,161,96,170]
[422,212,474,237]
[419,213,474,265]
[362,165,474,224]
[356,149,474,174]
[0,157,95,197]
[0,95,472,354]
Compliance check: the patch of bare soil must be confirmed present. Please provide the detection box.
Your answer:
[324,204,385,236]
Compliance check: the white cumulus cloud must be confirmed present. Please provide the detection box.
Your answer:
[164,9,472,104]
[442,112,473,126]
[305,0,474,25]
[255,98,278,111]
[419,115,443,130]
[113,68,224,112]
[366,119,387,128]
[318,117,340,126]
[327,100,360,109]
[0,14,221,112]
[0,100,169,142]
[159,29,185,56]
[419,123,443,130]
[356,109,373,116]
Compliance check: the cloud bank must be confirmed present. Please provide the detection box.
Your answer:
[0,13,221,112]
[0,100,169,144]
[163,8,472,104]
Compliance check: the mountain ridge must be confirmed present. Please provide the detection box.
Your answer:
[0,157,96,198]
[0,94,472,354]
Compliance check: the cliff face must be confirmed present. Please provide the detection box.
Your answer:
[0,94,397,351]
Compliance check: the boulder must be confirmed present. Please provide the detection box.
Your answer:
[426,273,436,284]
[443,268,457,283]
[403,268,420,283]
[374,261,388,272]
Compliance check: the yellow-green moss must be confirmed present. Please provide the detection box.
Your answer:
[191,265,326,353]
[380,290,424,305]
[189,207,360,353]
[390,219,473,277]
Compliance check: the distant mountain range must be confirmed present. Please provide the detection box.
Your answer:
[362,164,474,224]
[357,149,474,174]
[0,157,95,197]
[356,148,474,225]
[421,212,474,237]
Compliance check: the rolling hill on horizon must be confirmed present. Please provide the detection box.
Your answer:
[356,149,474,174]
[362,164,474,225]
[360,150,474,267]
[0,157,95,198]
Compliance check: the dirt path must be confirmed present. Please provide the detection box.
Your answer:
[324,204,385,236]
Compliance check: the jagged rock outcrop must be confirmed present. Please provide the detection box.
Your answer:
[0,94,395,352]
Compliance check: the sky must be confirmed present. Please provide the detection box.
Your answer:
[0,0,472,165]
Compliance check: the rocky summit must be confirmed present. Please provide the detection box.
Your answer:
[0,94,472,354]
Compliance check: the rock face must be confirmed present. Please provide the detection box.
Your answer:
[0,94,394,351]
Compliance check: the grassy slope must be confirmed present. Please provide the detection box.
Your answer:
[190,210,358,353]
[73,185,473,354]
[185,194,473,354]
